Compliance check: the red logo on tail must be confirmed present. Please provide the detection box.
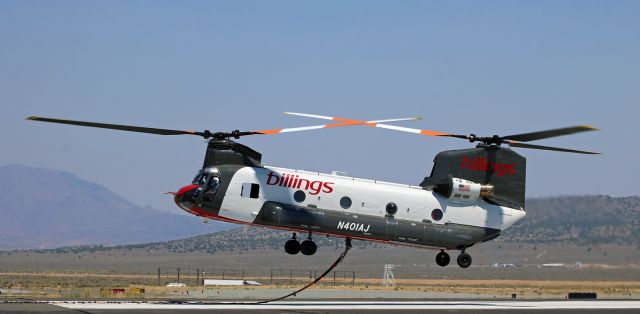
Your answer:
[460,156,516,176]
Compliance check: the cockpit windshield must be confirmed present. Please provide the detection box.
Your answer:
[192,170,206,186]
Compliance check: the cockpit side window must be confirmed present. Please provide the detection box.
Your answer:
[206,176,220,194]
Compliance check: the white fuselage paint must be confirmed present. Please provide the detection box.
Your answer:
[219,166,525,231]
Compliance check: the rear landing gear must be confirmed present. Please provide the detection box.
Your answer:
[435,249,473,268]
[435,250,450,267]
[284,233,301,255]
[457,251,472,268]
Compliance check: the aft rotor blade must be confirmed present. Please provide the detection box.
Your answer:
[254,116,421,135]
[284,112,422,124]
[284,112,454,137]
[502,125,599,142]
[27,116,204,137]
[506,141,600,154]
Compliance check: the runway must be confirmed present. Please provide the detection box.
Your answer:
[2,300,640,313]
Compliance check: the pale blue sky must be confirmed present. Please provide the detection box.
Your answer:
[1,1,638,211]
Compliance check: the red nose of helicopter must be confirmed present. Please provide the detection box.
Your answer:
[174,184,199,213]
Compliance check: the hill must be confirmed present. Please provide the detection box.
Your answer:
[503,195,640,245]
[0,164,233,250]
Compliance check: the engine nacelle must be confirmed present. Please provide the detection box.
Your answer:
[433,177,494,201]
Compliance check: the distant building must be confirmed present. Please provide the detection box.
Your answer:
[542,263,565,267]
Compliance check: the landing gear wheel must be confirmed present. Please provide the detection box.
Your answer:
[457,252,472,268]
[285,233,300,255]
[285,239,300,255]
[436,250,450,267]
[300,239,317,256]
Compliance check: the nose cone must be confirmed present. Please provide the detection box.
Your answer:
[174,184,199,213]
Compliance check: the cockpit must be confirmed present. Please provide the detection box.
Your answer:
[175,167,223,213]
[192,167,221,197]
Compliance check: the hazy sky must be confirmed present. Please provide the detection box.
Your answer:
[1,1,638,211]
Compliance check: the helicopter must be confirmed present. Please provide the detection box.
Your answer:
[27,113,598,268]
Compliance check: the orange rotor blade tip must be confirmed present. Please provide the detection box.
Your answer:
[255,129,282,135]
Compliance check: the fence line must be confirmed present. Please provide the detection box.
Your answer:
[157,267,356,286]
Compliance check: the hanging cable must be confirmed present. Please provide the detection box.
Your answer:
[254,237,352,304]
[189,237,352,305]
[20,238,353,308]
[88,237,353,306]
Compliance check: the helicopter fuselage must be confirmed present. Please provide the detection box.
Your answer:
[175,164,526,250]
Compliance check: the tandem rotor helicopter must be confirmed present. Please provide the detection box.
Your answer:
[27,113,598,268]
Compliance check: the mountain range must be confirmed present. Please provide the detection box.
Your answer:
[0,164,233,250]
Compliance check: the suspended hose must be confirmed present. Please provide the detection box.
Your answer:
[148,238,352,306]
[253,237,352,304]
[14,238,353,308]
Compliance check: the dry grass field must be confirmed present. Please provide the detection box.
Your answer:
[1,240,639,300]
[2,278,639,300]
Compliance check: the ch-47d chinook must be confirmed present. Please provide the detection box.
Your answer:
[27,113,599,268]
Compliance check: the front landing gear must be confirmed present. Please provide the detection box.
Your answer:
[457,251,472,268]
[285,233,301,255]
[300,239,317,256]
[435,250,450,267]
[284,232,317,256]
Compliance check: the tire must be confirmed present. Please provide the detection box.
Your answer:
[284,239,300,255]
[457,252,472,268]
[300,240,317,256]
[436,251,450,267]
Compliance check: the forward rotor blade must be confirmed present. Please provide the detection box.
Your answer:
[506,141,600,154]
[503,125,599,142]
[254,117,419,135]
[27,116,203,136]
[27,115,423,139]
[284,112,453,137]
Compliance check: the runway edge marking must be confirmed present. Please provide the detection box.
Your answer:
[53,300,640,310]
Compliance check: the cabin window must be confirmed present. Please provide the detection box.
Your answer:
[386,202,398,215]
[340,196,352,209]
[293,190,306,203]
[241,183,260,199]
[431,208,443,221]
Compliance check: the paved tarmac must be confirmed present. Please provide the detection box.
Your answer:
[2,301,640,313]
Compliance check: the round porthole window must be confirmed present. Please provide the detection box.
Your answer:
[386,202,398,215]
[431,208,443,221]
[340,196,352,209]
[293,190,306,203]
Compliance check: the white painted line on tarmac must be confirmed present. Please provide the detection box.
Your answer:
[54,300,640,310]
